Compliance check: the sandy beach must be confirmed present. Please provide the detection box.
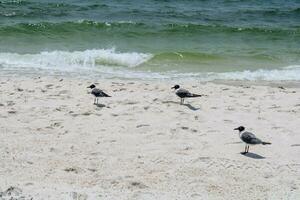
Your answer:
[0,75,299,199]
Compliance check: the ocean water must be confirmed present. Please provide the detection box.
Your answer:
[0,0,299,80]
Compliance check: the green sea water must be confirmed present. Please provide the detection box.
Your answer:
[0,0,300,80]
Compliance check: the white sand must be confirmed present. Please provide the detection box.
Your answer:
[0,76,299,199]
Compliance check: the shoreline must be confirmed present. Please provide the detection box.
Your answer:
[0,74,299,199]
[1,70,300,88]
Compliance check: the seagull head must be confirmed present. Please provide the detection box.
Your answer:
[87,84,96,89]
[171,85,180,90]
[234,126,245,132]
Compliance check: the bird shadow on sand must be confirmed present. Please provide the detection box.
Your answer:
[241,152,266,159]
[182,103,200,111]
[161,101,200,111]
[94,103,106,108]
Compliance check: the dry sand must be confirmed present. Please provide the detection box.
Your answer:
[0,75,299,199]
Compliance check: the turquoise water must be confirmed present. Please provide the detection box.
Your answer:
[0,0,300,80]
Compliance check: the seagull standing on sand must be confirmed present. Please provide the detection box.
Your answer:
[234,126,271,154]
[87,84,111,104]
[171,85,202,104]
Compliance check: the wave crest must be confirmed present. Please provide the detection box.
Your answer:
[0,49,299,81]
[214,66,300,81]
[0,49,152,70]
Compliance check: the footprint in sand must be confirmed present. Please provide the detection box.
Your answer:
[7,110,17,114]
[136,124,150,128]
[0,186,24,198]
[45,84,54,89]
[113,88,127,92]
[129,181,148,189]
[64,167,79,174]
[269,104,280,109]
[124,101,138,105]
[50,122,62,128]
[191,129,198,133]
[81,111,92,116]
[58,90,69,95]
[291,144,300,147]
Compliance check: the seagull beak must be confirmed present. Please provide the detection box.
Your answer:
[234,128,239,130]
[171,86,175,89]
[87,86,90,88]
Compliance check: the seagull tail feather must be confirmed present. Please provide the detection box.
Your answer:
[262,141,271,145]
[103,92,111,97]
[190,93,202,98]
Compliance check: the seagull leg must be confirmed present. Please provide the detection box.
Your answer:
[242,145,247,154]
[94,98,96,104]
[247,145,249,153]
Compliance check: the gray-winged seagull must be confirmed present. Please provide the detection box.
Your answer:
[171,85,202,104]
[234,126,271,154]
[87,84,111,104]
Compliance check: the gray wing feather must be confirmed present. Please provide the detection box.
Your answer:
[92,88,110,97]
[241,132,262,145]
[176,88,192,98]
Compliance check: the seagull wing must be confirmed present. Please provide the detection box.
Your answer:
[100,91,111,97]
[92,88,111,97]
[176,88,202,98]
[176,88,192,98]
[241,131,262,145]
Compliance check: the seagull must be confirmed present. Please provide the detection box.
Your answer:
[87,84,111,104]
[171,85,202,104]
[234,126,271,154]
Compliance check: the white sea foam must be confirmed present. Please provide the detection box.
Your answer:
[0,49,153,70]
[214,66,300,81]
[0,49,299,81]
[161,66,300,81]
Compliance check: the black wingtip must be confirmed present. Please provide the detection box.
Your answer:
[262,142,271,145]
[191,94,202,97]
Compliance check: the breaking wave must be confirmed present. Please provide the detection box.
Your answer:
[0,49,153,70]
